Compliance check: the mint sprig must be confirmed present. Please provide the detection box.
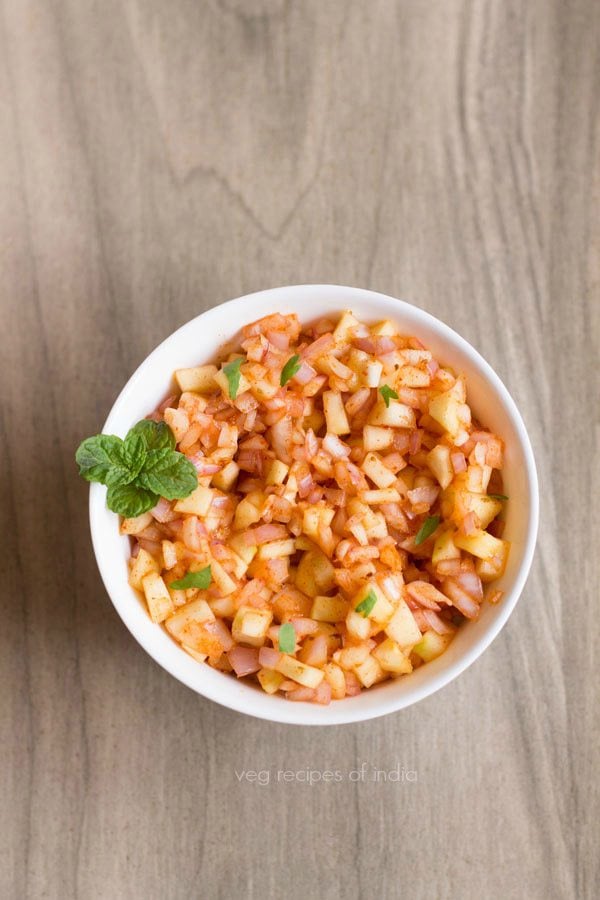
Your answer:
[379,385,398,408]
[76,419,198,517]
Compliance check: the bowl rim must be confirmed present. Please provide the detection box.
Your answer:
[89,284,539,725]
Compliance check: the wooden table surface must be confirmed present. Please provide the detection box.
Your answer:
[2,1,598,898]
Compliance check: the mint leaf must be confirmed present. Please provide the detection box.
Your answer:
[355,588,378,617]
[414,515,440,546]
[76,434,129,484]
[379,385,399,408]
[105,433,146,486]
[170,566,212,591]
[223,357,244,399]
[106,482,158,517]
[137,449,198,500]
[278,622,296,653]
[280,354,301,387]
[126,419,175,452]
[487,493,508,501]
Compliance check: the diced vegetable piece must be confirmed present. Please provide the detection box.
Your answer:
[174,485,212,516]
[232,606,273,647]
[432,529,460,565]
[394,365,430,388]
[384,599,422,649]
[311,594,350,623]
[413,629,455,662]
[210,559,238,595]
[323,390,350,435]
[174,364,218,394]
[428,390,463,436]
[182,645,208,664]
[265,459,289,485]
[361,452,397,488]
[363,425,394,452]
[120,512,153,535]
[275,655,324,689]
[346,609,372,641]
[426,445,453,489]
[142,572,174,623]
[335,643,373,670]
[453,529,510,562]
[257,539,296,560]
[257,668,285,694]
[234,496,263,530]
[475,545,510,581]
[212,461,239,492]
[360,488,400,505]
[352,582,394,625]
[372,638,413,674]
[323,662,346,700]
[128,548,160,591]
[165,600,222,656]
[368,398,416,428]
[353,655,386,688]
[333,310,360,343]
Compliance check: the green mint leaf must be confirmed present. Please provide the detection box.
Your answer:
[414,515,441,546]
[106,482,158,517]
[126,419,175,452]
[487,493,508,501]
[103,433,146,486]
[379,385,399,408]
[223,357,244,400]
[137,449,198,500]
[76,434,130,484]
[355,588,378,618]
[280,354,301,387]
[170,566,212,591]
[278,622,296,653]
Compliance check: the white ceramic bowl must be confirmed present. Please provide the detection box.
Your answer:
[89,285,538,725]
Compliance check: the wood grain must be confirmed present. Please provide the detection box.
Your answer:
[1,1,598,897]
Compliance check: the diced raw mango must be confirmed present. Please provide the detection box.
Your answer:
[120,512,153,535]
[174,485,212,516]
[372,638,413,674]
[128,548,160,592]
[368,399,416,428]
[413,629,455,662]
[257,669,285,694]
[432,529,461,565]
[454,529,509,562]
[352,582,394,625]
[311,594,350,623]
[385,599,422,650]
[361,452,397,489]
[363,425,394,452]
[211,461,239,492]
[174,364,218,394]
[353,655,386,688]
[142,572,174,623]
[323,662,346,699]
[427,445,453,489]
[232,606,273,647]
[275,655,324,688]
[323,390,350,435]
